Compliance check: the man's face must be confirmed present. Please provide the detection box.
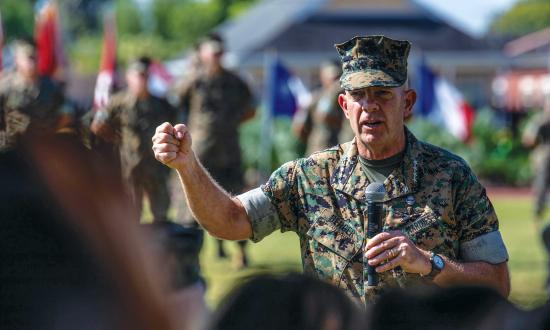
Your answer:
[126,70,148,96]
[198,43,223,67]
[338,85,416,159]
[15,50,37,79]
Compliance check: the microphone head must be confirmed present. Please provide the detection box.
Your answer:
[365,182,385,203]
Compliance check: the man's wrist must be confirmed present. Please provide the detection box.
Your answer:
[175,152,199,177]
[421,252,446,280]
[419,249,432,276]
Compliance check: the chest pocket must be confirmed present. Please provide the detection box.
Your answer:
[306,214,361,262]
[396,206,446,252]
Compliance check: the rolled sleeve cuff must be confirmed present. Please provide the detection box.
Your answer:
[236,188,281,243]
[460,230,509,264]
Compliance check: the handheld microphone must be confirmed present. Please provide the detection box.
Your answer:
[365,182,386,287]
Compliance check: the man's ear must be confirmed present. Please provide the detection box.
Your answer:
[403,89,417,119]
[338,93,350,119]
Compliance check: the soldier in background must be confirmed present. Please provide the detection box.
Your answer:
[0,38,65,152]
[171,33,255,268]
[293,60,344,156]
[522,105,550,229]
[92,56,176,223]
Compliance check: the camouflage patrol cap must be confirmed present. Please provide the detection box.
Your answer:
[127,56,152,75]
[335,36,411,90]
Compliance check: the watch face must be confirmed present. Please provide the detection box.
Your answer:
[433,255,445,270]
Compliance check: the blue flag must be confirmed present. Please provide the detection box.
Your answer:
[265,58,310,117]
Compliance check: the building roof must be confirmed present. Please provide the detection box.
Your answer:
[216,0,496,67]
[504,27,550,57]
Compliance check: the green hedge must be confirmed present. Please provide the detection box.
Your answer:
[240,108,533,186]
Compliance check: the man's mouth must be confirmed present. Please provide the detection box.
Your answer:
[362,121,383,128]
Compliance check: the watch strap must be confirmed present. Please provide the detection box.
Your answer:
[423,252,442,280]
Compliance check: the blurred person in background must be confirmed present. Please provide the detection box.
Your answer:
[293,60,344,156]
[143,221,209,330]
[91,56,176,223]
[522,104,550,230]
[171,33,255,268]
[152,35,510,305]
[208,273,364,330]
[0,38,65,152]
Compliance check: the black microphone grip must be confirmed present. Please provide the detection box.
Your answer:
[366,199,383,286]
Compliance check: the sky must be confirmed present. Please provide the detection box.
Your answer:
[414,0,521,38]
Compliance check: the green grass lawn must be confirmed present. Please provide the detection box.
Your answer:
[198,194,549,310]
[493,195,549,309]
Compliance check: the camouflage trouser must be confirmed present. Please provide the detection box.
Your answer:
[534,155,550,217]
[129,164,171,222]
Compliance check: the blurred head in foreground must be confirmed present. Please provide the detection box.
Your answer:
[366,286,521,330]
[209,273,363,330]
[0,133,177,330]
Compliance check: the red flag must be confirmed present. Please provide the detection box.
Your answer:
[35,0,65,78]
[93,14,117,109]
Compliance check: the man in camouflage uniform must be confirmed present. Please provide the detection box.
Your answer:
[92,57,176,222]
[153,36,510,304]
[171,34,255,267]
[522,106,550,227]
[0,39,64,152]
[293,60,344,156]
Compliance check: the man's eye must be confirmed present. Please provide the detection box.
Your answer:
[350,91,363,99]
[375,90,391,97]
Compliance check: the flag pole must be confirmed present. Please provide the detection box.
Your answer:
[260,50,276,181]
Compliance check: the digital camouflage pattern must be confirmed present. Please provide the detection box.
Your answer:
[100,91,176,178]
[335,36,411,91]
[255,129,499,305]
[0,72,64,151]
[99,90,176,221]
[173,68,253,191]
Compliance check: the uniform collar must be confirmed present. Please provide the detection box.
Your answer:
[331,127,422,202]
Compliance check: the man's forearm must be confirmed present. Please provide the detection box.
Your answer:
[176,155,252,240]
[434,256,510,297]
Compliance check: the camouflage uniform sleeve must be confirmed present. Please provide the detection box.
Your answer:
[261,160,301,232]
[236,160,300,242]
[454,164,508,264]
[236,188,281,243]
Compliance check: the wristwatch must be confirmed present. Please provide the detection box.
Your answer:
[424,252,445,280]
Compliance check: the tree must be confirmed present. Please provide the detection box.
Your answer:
[115,0,142,36]
[490,0,550,37]
[58,0,111,37]
[0,0,34,41]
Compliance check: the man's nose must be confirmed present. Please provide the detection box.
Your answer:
[359,95,378,112]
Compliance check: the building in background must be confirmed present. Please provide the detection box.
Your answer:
[208,0,510,111]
